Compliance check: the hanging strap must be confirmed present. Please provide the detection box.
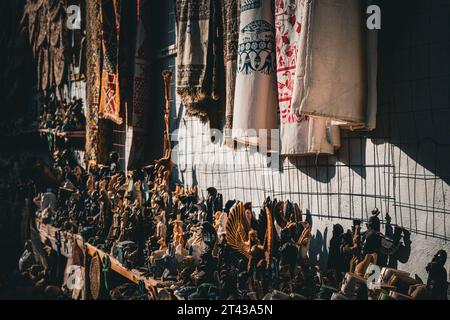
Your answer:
[101,254,110,291]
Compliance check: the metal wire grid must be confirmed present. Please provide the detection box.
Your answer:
[168,0,450,242]
[134,0,450,240]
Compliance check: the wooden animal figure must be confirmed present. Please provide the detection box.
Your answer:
[226,199,274,271]
[354,253,378,277]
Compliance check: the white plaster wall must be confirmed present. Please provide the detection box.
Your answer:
[172,115,450,281]
[167,0,450,282]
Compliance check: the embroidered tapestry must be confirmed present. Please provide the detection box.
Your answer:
[85,0,102,164]
[99,0,123,125]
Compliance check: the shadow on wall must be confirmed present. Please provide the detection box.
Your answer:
[287,155,337,184]
[336,132,367,180]
[305,210,330,270]
[309,227,329,271]
[372,0,450,186]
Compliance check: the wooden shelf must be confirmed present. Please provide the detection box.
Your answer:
[35,218,162,299]
[85,243,161,297]
[39,129,85,138]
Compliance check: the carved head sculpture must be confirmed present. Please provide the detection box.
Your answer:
[372,207,380,216]
[206,187,217,199]
[244,202,252,225]
[368,215,380,232]
[248,229,259,246]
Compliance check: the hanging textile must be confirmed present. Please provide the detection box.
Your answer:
[36,2,48,49]
[21,0,68,92]
[232,0,278,147]
[365,0,378,131]
[99,0,123,125]
[85,0,102,164]
[52,45,65,87]
[48,0,67,87]
[128,0,150,169]
[275,0,339,155]
[20,0,44,59]
[36,1,49,90]
[291,0,370,129]
[175,0,223,124]
[39,46,50,91]
[221,0,240,140]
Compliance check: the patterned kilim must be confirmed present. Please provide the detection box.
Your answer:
[85,0,102,164]
[99,0,123,125]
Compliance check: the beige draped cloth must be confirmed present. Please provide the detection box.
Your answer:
[292,0,376,130]
[232,0,278,148]
[275,0,340,156]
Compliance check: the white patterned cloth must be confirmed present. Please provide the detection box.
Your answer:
[232,0,279,148]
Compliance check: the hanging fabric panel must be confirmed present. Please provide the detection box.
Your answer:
[128,0,150,169]
[291,0,369,129]
[232,0,278,148]
[99,0,123,125]
[85,0,102,164]
[275,0,339,156]
[175,0,223,126]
